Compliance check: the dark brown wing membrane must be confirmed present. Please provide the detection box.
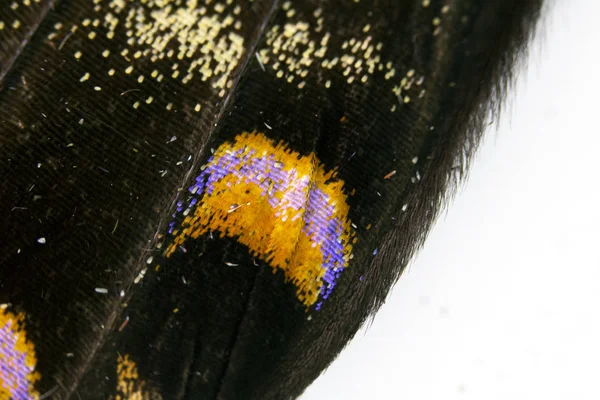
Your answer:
[0,0,55,87]
[0,1,543,399]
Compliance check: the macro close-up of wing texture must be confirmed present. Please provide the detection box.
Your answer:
[0,0,543,399]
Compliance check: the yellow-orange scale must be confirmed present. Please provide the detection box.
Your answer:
[166,132,355,308]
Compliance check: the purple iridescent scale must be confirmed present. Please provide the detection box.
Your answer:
[0,323,32,400]
[167,146,349,308]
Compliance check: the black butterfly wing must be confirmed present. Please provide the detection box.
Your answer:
[0,0,543,399]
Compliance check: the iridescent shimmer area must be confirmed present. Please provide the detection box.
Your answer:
[166,132,355,309]
[0,309,40,400]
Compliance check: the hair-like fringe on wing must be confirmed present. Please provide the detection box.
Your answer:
[365,0,547,324]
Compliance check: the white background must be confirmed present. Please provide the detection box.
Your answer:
[303,1,600,399]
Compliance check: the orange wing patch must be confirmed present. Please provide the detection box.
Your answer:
[166,132,355,309]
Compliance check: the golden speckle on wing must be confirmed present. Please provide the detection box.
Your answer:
[259,5,328,89]
[256,2,430,113]
[41,0,442,112]
[45,0,249,110]
[0,0,45,39]
[391,69,426,111]
[432,4,451,36]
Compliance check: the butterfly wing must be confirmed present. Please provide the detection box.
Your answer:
[0,0,543,399]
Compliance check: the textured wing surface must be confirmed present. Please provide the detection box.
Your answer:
[0,0,543,399]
